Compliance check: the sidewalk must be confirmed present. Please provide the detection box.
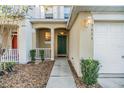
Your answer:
[46,58,76,88]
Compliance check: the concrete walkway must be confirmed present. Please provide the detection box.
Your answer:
[46,58,76,88]
[98,78,124,88]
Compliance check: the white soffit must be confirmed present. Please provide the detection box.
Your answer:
[75,6,124,12]
[67,6,124,29]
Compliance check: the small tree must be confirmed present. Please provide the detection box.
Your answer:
[80,58,100,87]
[0,5,32,70]
[0,5,32,55]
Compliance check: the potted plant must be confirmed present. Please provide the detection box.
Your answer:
[30,49,36,63]
[39,50,45,62]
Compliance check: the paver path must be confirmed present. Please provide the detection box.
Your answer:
[46,58,76,88]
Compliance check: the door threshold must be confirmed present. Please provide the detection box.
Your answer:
[57,54,67,57]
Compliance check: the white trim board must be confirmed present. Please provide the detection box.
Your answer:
[99,73,124,78]
[92,12,124,21]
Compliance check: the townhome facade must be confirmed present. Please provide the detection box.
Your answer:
[0,5,71,63]
[0,6,124,77]
[31,6,71,60]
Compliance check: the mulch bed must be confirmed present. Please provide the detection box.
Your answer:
[68,60,102,88]
[0,61,54,88]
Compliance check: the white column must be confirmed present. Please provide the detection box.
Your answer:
[40,6,45,18]
[53,6,58,19]
[59,6,64,19]
[18,20,27,64]
[34,5,41,18]
[51,28,54,60]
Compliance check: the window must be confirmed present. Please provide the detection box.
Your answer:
[45,32,51,44]
[64,6,71,19]
[44,6,53,19]
[64,13,70,19]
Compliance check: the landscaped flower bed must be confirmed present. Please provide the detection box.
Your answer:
[68,60,102,88]
[0,61,54,88]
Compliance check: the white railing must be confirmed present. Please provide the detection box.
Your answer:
[35,48,51,60]
[0,49,19,63]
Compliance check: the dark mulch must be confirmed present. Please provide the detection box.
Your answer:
[68,60,102,88]
[0,61,54,88]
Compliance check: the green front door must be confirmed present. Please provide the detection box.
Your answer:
[58,35,67,54]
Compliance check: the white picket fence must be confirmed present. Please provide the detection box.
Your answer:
[0,48,51,63]
[0,49,19,63]
[35,48,51,60]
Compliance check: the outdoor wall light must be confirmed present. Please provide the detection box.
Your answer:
[45,32,51,41]
[85,16,93,27]
[60,32,64,35]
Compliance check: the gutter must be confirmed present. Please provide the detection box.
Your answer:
[66,6,79,30]
[66,6,74,29]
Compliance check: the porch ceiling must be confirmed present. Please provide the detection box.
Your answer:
[73,6,124,12]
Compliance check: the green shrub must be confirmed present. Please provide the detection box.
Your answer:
[80,58,100,86]
[39,50,45,62]
[0,62,16,72]
[30,49,36,62]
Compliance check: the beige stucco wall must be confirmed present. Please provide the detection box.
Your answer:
[69,12,93,77]
[32,22,68,58]
[32,22,66,29]
[32,21,67,49]
[36,29,69,57]
[36,30,51,48]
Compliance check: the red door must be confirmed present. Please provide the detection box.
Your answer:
[12,35,17,49]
